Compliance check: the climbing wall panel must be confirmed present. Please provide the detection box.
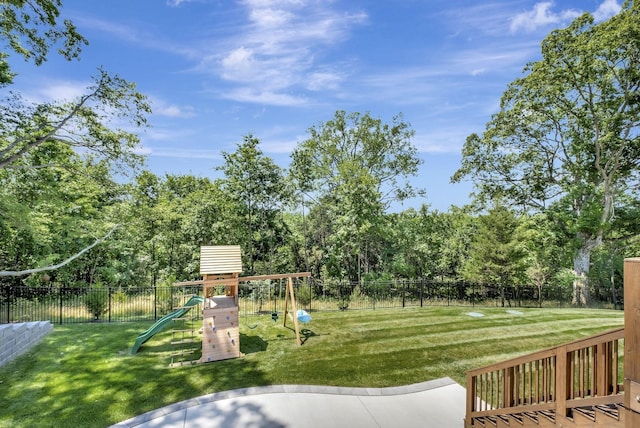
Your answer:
[199,305,240,362]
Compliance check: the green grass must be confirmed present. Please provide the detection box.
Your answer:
[0,306,624,428]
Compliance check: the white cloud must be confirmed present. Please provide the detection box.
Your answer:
[150,97,196,118]
[593,0,621,21]
[510,2,581,33]
[261,137,300,153]
[73,15,141,43]
[211,1,367,105]
[221,47,257,80]
[306,70,343,91]
[16,79,89,104]
[38,80,89,102]
[445,3,516,37]
[166,0,197,7]
[134,145,153,156]
[249,7,294,27]
[412,129,469,154]
[240,0,305,9]
[221,88,308,106]
[147,146,221,159]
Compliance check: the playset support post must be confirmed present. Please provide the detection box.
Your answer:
[283,276,302,346]
[171,246,311,364]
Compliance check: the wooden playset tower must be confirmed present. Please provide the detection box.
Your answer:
[198,245,243,363]
[168,245,311,366]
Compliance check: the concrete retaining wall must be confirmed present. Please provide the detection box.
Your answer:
[0,321,53,368]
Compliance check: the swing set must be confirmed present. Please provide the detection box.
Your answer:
[238,272,312,346]
[171,246,312,365]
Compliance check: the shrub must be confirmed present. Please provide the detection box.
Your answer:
[85,285,108,321]
[112,289,127,303]
[251,281,272,313]
[155,277,176,314]
[296,284,313,306]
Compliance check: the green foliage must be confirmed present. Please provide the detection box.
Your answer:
[452,5,640,304]
[1,2,150,171]
[1,3,636,303]
[295,283,313,307]
[291,110,423,280]
[0,0,88,86]
[155,276,176,314]
[84,284,108,321]
[0,0,149,284]
[111,289,127,303]
[462,204,527,306]
[553,269,577,302]
[1,69,149,171]
[248,281,272,313]
[218,135,291,274]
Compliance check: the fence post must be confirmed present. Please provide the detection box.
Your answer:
[624,258,640,427]
[108,287,112,323]
[472,282,475,308]
[154,283,157,320]
[58,287,63,324]
[5,287,11,323]
[402,280,406,308]
[558,285,562,308]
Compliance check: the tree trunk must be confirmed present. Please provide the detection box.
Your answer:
[610,269,618,310]
[572,240,596,306]
[537,282,543,308]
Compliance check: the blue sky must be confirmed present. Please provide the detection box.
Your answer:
[8,0,622,211]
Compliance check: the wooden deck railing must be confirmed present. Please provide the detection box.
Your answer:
[465,327,624,426]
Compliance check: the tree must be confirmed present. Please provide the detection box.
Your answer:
[385,205,453,279]
[462,204,527,307]
[1,0,149,171]
[519,213,567,307]
[0,142,122,281]
[1,68,149,172]
[435,207,476,280]
[1,0,87,86]
[452,4,640,305]
[290,110,423,281]
[218,135,290,274]
[0,0,150,277]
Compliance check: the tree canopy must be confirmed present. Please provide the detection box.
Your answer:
[0,0,150,277]
[0,0,87,86]
[452,3,640,304]
[290,110,423,281]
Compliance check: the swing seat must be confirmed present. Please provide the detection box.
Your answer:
[296,309,312,323]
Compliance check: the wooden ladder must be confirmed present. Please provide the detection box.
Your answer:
[169,295,199,367]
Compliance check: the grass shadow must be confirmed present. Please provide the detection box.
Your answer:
[282,325,321,345]
[300,328,318,345]
[241,333,268,354]
[0,322,273,428]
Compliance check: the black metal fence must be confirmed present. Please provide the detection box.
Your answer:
[0,279,621,325]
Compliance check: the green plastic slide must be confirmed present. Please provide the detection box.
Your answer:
[130,295,204,354]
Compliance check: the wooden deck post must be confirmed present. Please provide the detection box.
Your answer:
[555,345,569,418]
[464,372,475,428]
[624,258,640,428]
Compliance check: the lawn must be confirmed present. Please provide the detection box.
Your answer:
[0,306,624,428]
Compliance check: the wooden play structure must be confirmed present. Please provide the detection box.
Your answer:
[171,245,311,366]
